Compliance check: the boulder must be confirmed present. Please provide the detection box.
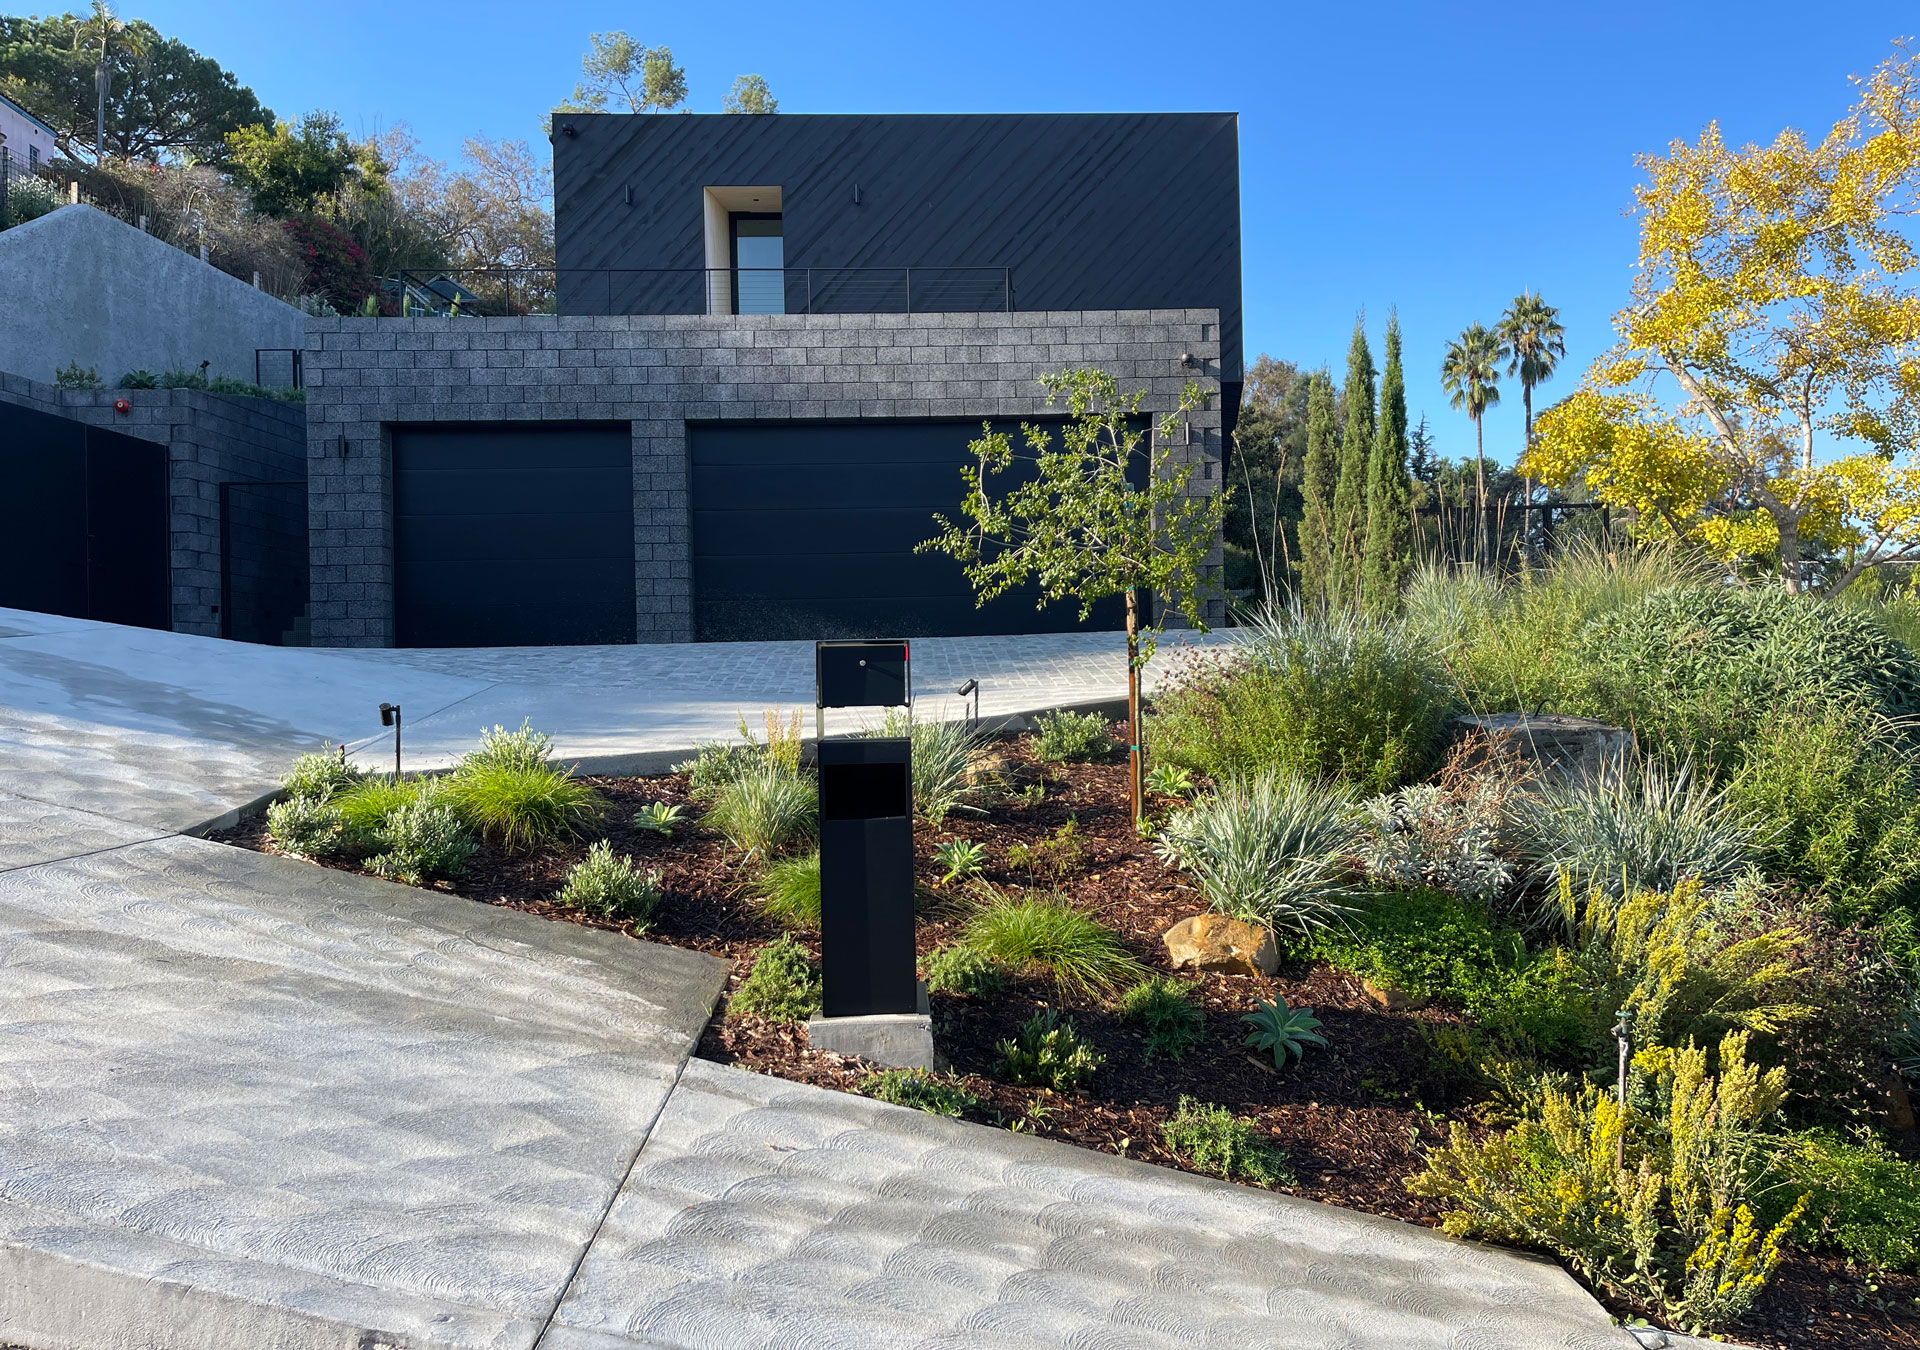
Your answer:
[1162,914,1279,977]
[1362,979,1431,1013]
[1453,712,1634,782]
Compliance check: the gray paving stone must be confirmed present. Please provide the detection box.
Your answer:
[545,1061,1629,1350]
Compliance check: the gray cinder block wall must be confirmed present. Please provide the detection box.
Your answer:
[301,309,1223,648]
[0,372,307,636]
[0,205,305,386]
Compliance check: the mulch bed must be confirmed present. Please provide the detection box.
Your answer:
[210,730,1920,1350]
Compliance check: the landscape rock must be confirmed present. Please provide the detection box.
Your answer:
[1162,913,1279,976]
[1362,979,1431,1013]
[1454,712,1634,782]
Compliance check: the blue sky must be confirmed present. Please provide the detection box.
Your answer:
[131,0,1915,465]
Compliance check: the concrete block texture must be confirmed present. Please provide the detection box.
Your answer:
[0,205,305,386]
[544,1059,1630,1350]
[302,311,1222,648]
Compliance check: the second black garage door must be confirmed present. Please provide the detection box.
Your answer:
[393,424,635,647]
[690,420,1127,642]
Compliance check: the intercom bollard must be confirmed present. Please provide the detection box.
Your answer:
[807,640,941,1068]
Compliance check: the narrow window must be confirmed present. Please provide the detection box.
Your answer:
[730,213,784,314]
[28,144,38,170]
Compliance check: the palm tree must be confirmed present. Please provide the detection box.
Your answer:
[1497,291,1566,517]
[1441,323,1503,565]
[80,2,144,162]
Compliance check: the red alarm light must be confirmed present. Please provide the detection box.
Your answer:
[113,398,131,414]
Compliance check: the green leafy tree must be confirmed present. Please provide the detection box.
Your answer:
[1331,317,1376,608]
[724,74,778,114]
[921,369,1220,827]
[563,33,687,113]
[1363,311,1415,609]
[0,11,270,164]
[226,111,380,218]
[1228,355,1312,599]
[1297,369,1341,610]
[1498,290,1567,510]
[1441,322,1504,564]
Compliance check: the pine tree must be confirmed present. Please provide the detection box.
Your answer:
[1296,369,1340,610]
[1408,413,1436,486]
[1362,311,1415,610]
[1330,318,1375,609]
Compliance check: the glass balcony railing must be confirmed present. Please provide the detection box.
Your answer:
[384,267,1014,318]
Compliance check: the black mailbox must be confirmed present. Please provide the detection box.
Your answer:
[817,640,910,709]
[817,736,917,1018]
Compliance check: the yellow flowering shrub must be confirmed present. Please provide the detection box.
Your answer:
[1409,1031,1807,1334]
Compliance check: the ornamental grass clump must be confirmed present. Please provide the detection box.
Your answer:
[333,774,436,837]
[957,891,1145,998]
[1409,1031,1808,1335]
[756,850,821,929]
[436,723,601,855]
[1155,771,1357,938]
[559,840,661,926]
[871,708,991,824]
[1152,604,1453,793]
[1513,753,1760,901]
[704,754,817,861]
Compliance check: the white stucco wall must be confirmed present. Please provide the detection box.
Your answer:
[0,205,305,385]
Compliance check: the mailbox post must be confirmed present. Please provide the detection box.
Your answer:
[808,640,940,1067]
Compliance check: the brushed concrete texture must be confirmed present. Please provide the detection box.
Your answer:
[0,205,304,385]
[546,1060,1631,1350]
[0,833,728,1350]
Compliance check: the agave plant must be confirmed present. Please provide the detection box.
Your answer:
[1242,997,1328,1068]
[1155,771,1358,937]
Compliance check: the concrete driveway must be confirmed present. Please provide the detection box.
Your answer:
[0,610,1639,1350]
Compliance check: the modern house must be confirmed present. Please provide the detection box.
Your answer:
[303,112,1241,649]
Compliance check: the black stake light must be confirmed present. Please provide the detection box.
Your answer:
[955,678,979,728]
[379,703,402,779]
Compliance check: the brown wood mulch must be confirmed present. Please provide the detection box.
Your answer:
[210,731,1920,1350]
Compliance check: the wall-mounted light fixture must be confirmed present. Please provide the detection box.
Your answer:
[623,184,634,206]
[560,123,577,138]
[853,183,861,205]
[1179,352,1198,369]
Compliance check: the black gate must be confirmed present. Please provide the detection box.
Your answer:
[0,400,170,630]
[220,480,309,644]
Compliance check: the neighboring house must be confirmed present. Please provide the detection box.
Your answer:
[0,90,57,177]
[306,111,1241,650]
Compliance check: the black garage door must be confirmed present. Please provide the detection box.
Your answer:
[0,400,170,630]
[690,420,1129,641]
[393,425,635,647]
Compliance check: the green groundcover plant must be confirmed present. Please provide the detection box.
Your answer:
[1161,1097,1293,1186]
[730,936,823,1022]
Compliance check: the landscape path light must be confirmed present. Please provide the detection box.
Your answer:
[379,702,402,779]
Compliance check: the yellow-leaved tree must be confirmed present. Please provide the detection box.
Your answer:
[1528,43,1920,595]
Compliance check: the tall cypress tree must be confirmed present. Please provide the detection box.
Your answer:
[1363,311,1415,610]
[1330,318,1375,609]
[1297,368,1340,610]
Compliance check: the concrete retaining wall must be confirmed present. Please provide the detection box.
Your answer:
[0,372,307,636]
[301,309,1223,647]
[0,205,305,386]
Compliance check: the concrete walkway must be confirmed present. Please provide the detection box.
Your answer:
[0,610,1638,1350]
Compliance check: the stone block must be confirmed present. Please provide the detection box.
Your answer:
[805,1012,943,1070]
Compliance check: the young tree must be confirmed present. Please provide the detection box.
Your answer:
[1441,322,1503,564]
[565,33,687,113]
[724,75,778,114]
[1408,412,1437,487]
[0,11,271,163]
[921,369,1220,828]
[1529,43,1920,594]
[1363,312,1415,609]
[1497,290,1566,511]
[1297,368,1341,610]
[1331,317,1376,607]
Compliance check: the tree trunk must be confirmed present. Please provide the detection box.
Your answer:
[1125,588,1144,832]
[1777,517,1803,595]
[95,36,108,162]
[1474,418,1488,568]
[1522,383,1534,554]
